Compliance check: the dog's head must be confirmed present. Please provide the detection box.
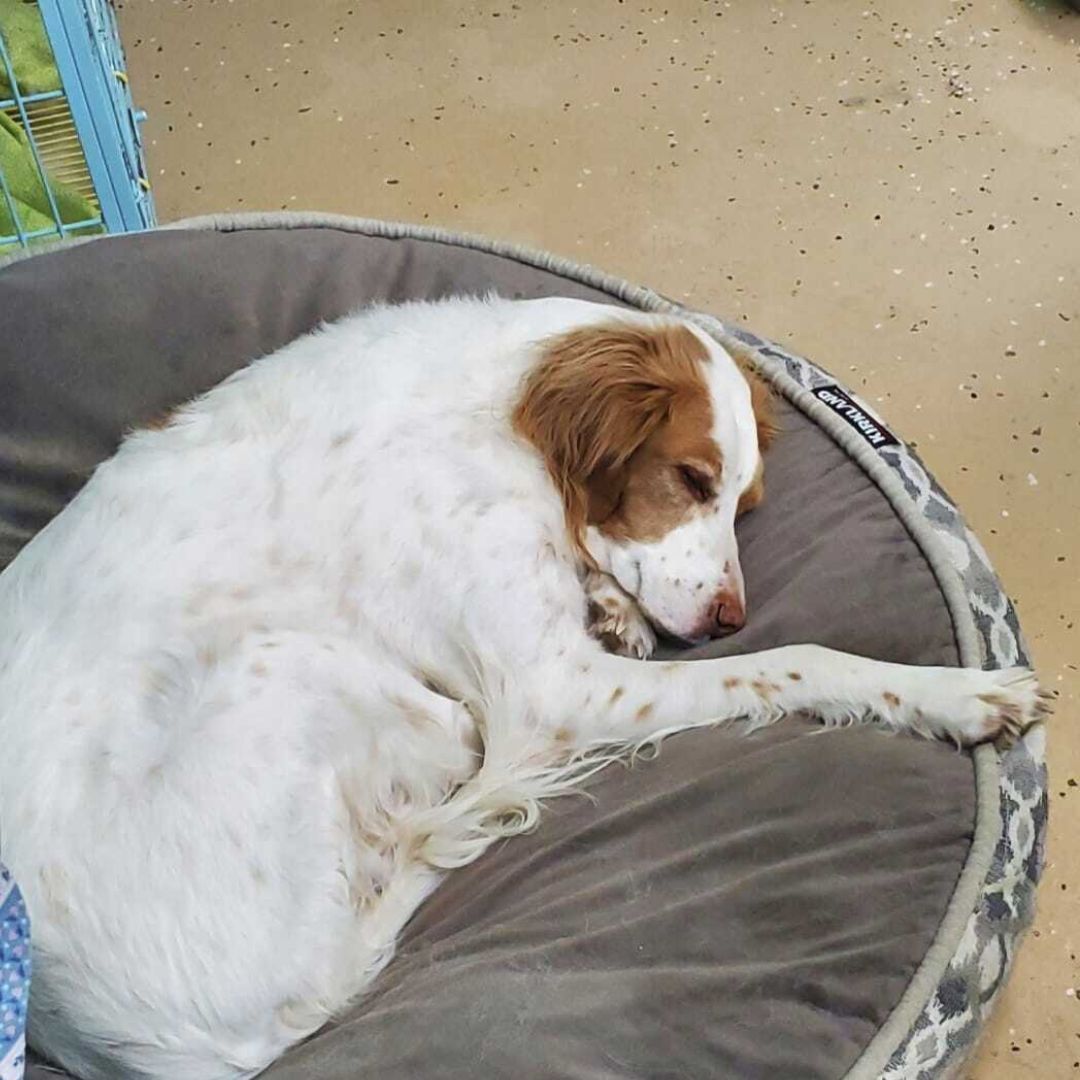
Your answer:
[514,316,776,643]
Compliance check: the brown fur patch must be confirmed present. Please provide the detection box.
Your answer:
[751,679,781,700]
[599,401,722,545]
[883,691,902,707]
[608,686,625,705]
[512,321,717,554]
[635,702,655,723]
[723,676,742,689]
[553,725,575,745]
[140,406,181,432]
[787,672,803,681]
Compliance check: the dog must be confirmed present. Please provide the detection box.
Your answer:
[0,296,1047,1079]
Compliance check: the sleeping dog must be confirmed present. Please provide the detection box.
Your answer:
[0,296,1048,1078]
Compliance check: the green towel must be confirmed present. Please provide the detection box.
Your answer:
[1,1,101,251]
[1,111,101,250]
[0,0,62,99]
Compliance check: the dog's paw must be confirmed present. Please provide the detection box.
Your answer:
[584,573,656,660]
[968,668,1053,746]
[894,667,1052,747]
[589,604,657,660]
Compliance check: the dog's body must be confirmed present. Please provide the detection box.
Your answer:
[0,297,1045,1079]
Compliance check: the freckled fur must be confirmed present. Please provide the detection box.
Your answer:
[751,679,782,701]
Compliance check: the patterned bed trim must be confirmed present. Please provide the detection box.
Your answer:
[6,212,1046,1079]
[679,316,1046,1079]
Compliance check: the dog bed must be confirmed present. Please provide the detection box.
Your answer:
[0,214,1046,1080]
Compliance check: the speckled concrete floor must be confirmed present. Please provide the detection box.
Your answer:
[118,0,1078,1074]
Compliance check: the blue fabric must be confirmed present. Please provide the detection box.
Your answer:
[0,864,28,1080]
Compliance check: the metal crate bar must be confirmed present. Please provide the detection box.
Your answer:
[2,217,101,245]
[0,88,67,110]
[0,158,28,246]
[35,0,152,235]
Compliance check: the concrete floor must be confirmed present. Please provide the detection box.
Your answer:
[119,0,1078,1074]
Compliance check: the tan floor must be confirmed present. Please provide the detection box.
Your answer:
[119,0,1079,1074]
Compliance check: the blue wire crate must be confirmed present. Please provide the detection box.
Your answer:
[0,0,154,252]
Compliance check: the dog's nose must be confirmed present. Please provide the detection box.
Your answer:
[711,591,746,634]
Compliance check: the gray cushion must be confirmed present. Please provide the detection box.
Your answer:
[2,227,971,1080]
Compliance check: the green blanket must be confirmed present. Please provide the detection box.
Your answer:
[0,0,62,99]
[1,0,101,251]
[1,112,100,250]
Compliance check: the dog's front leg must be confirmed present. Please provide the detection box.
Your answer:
[527,639,1048,750]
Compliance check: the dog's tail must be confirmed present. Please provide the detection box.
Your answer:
[406,669,627,870]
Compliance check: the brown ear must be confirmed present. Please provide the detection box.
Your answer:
[513,322,707,552]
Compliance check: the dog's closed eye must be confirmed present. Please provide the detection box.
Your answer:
[676,464,714,504]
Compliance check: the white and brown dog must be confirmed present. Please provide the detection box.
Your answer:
[0,296,1047,1079]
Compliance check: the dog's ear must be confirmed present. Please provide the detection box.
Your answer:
[513,322,706,551]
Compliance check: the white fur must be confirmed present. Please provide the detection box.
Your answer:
[0,296,1043,1080]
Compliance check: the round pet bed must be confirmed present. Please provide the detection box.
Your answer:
[0,214,1047,1080]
